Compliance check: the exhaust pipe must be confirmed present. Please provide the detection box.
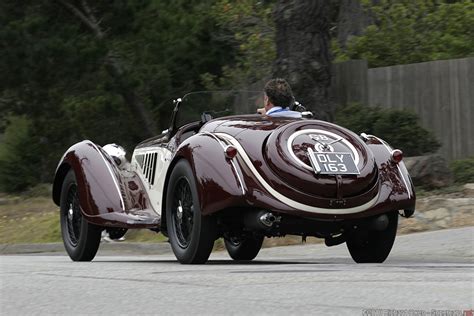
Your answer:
[260,212,278,227]
[244,210,281,230]
[325,234,346,247]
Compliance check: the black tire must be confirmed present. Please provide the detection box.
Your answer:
[166,160,217,264]
[346,212,398,263]
[106,228,127,240]
[225,235,264,261]
[60,170,102,261]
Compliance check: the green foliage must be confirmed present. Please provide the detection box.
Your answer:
[450,157,474,184]
[335,0,474,67]
[335,103,441,156]
[331,38,350,64]
[201,0,276,89]
[0,116,42,192]
[0,0,236,191]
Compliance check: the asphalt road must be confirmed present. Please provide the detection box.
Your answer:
[1,227,473,315]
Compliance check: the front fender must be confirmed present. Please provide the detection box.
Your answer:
[52,140,125,221]
[166,133,246,216]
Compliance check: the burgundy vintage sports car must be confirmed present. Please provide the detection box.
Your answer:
[52,91,415,264]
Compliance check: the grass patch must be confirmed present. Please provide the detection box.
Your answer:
[0,196,61,243]
[0,211,61,243]
[123,230,166,243]
[0,195,166,244]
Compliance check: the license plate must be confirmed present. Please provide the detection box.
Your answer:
[307,149,360,175]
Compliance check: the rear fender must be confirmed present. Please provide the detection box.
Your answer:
[163,133,246,218]
[365,136,416,214]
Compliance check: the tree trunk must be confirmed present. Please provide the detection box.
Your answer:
[59,0,157,137]
[273,1,333,121]
[103,51,157,137]
[336,0,374,49]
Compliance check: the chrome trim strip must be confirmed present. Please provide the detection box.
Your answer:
[363,133,393,154]
[92,143,125,211]
[230,160,246,195]
[214,133,379,214]
[397,164,411,199]
[201,131,227,147]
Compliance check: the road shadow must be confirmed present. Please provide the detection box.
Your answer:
[92,258,348,265]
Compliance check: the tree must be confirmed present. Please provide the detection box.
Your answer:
[335,0,375,49]
[0,0,234,189]
[201,0,276,90]
[0,116,41,192]
[334,0,474,67]
[58,0,157,136]
[273,1,333,121]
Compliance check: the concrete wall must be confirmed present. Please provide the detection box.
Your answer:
[331,57,474,161]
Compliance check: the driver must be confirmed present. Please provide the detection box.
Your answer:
[257,78,302,118]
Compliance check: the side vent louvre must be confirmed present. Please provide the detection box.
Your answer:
[141,152,158,185]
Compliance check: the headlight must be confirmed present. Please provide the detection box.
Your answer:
[103,143,127,167]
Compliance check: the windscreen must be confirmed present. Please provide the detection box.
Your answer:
[175,90,264,129]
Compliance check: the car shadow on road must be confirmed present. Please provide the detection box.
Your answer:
[93,258,347,265]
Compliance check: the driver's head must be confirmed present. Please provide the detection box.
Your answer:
[264,78,294,111]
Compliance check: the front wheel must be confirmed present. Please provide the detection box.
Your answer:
[106,228,127,240]
[166,160,217,264]
[346,212,398,263]
[225,235,264,261]
[60,170,102,261]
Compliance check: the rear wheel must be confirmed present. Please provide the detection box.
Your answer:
[60,170,101,261]
[225,235,264,261]
[166,160,217,264]
[346,212,398,263]
[106,228,127,240]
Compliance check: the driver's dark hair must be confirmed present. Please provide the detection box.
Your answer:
[264,78,294,108]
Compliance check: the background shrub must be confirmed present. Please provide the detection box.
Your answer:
[335,103,441,156]
[450,157,474,184]
[0,116,42,192]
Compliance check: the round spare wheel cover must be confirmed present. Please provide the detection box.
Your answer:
[264,121,378,198]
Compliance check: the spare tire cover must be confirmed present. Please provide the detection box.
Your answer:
[264,121,378,198]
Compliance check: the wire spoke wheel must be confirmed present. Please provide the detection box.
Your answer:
[166,160,217,264]
[172,178,195,248]
[60,170,101,261]
[65,185,82,246]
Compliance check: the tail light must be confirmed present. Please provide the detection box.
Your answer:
[391,149,403,164]
[224,145,238,159]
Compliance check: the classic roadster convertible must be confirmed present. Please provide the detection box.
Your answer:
[52,91,415,264]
